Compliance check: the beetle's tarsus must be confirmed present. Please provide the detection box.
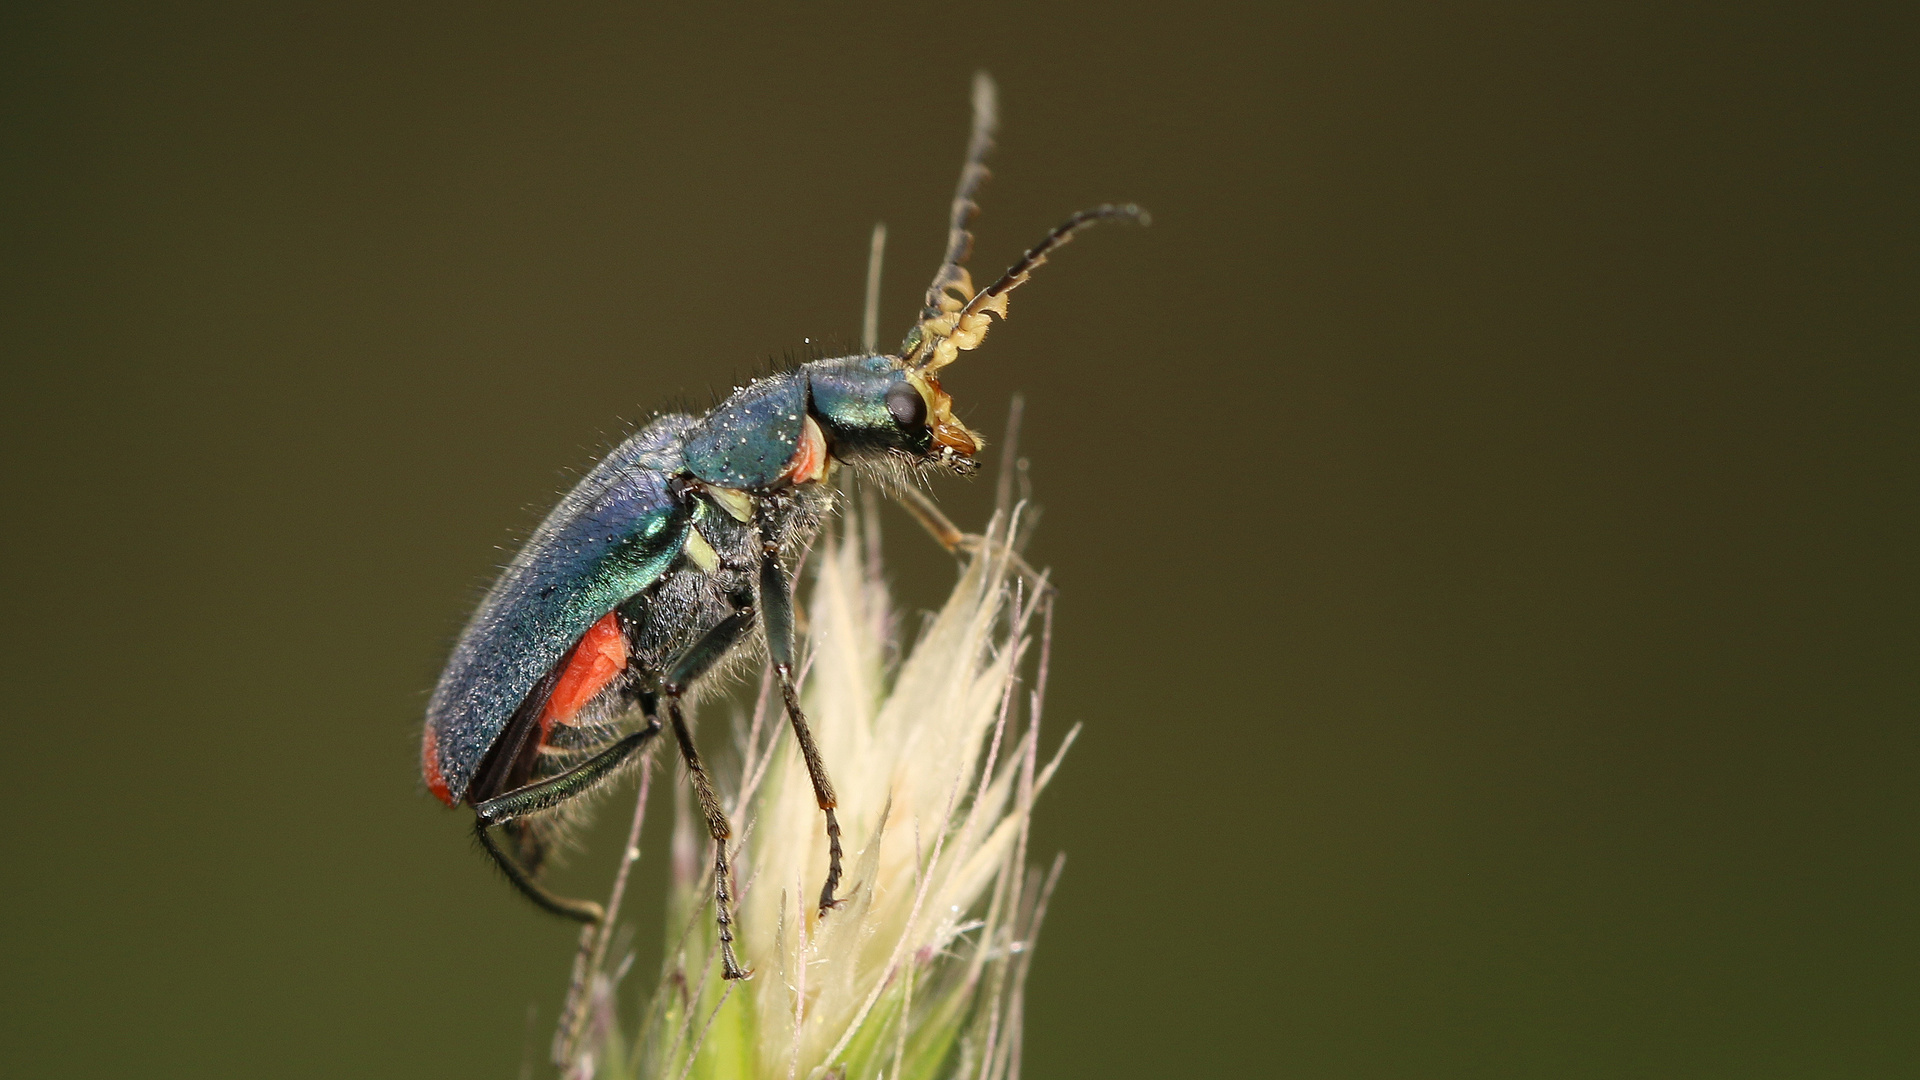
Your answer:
[817,804,845,917]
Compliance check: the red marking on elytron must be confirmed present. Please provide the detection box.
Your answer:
[784,415,827,485]
[421,723,453,806]
[539,610,629,736]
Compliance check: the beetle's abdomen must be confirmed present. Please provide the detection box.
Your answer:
[538,610,628,733]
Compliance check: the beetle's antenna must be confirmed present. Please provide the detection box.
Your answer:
[960,204,1149,325]
[926,72,997,315]
[911,203,1149,373]
[862,221,887,353]
[902,71,997,360]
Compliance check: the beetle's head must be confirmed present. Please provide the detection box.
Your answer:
[838,197,1140,480]
[807,355,981,476]
[811,72,1144,484]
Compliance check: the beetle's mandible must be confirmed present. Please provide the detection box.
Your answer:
[421,73,1144,981]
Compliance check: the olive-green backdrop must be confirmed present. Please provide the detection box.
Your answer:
[4,3,1914,1077]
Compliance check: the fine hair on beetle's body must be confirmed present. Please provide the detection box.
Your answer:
[420,71,1144,982]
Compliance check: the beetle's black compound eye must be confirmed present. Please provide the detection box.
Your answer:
[886,382,928,429]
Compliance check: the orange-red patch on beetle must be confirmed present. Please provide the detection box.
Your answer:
[422,724,453,806]
[539,610,629,734]
[783,414,828,485]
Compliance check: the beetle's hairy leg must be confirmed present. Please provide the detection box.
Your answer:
[778,664,845,917]
[664,696,748,980]
[756,522,846,917]
[663,608,760,981]
[891,484,1052,591]
[901,72,997,364]
[472,725,661,924]
[474,822,604,924]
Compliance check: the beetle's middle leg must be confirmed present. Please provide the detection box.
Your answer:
[662,606,759,980]
[755,518,846,917]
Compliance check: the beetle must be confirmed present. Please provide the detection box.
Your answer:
[421,73,1143,980]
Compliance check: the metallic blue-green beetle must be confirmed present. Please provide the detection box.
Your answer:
[421,73,1143,980]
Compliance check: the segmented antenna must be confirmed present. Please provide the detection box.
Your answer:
[960,203,1150,326]
[862,221,887,353]
[925,72,997,318]
[912,203,1149,373]
[901,71,1147,371]
[900,72,997,362]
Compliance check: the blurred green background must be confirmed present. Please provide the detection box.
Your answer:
[4,3,1915,1077]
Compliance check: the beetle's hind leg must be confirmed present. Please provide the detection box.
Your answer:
[472,724,661,923]
[754,519,846,918]
[500,817,551,879]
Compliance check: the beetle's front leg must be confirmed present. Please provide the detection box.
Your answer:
[892,484,1050,589]
[755,517,845,917]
